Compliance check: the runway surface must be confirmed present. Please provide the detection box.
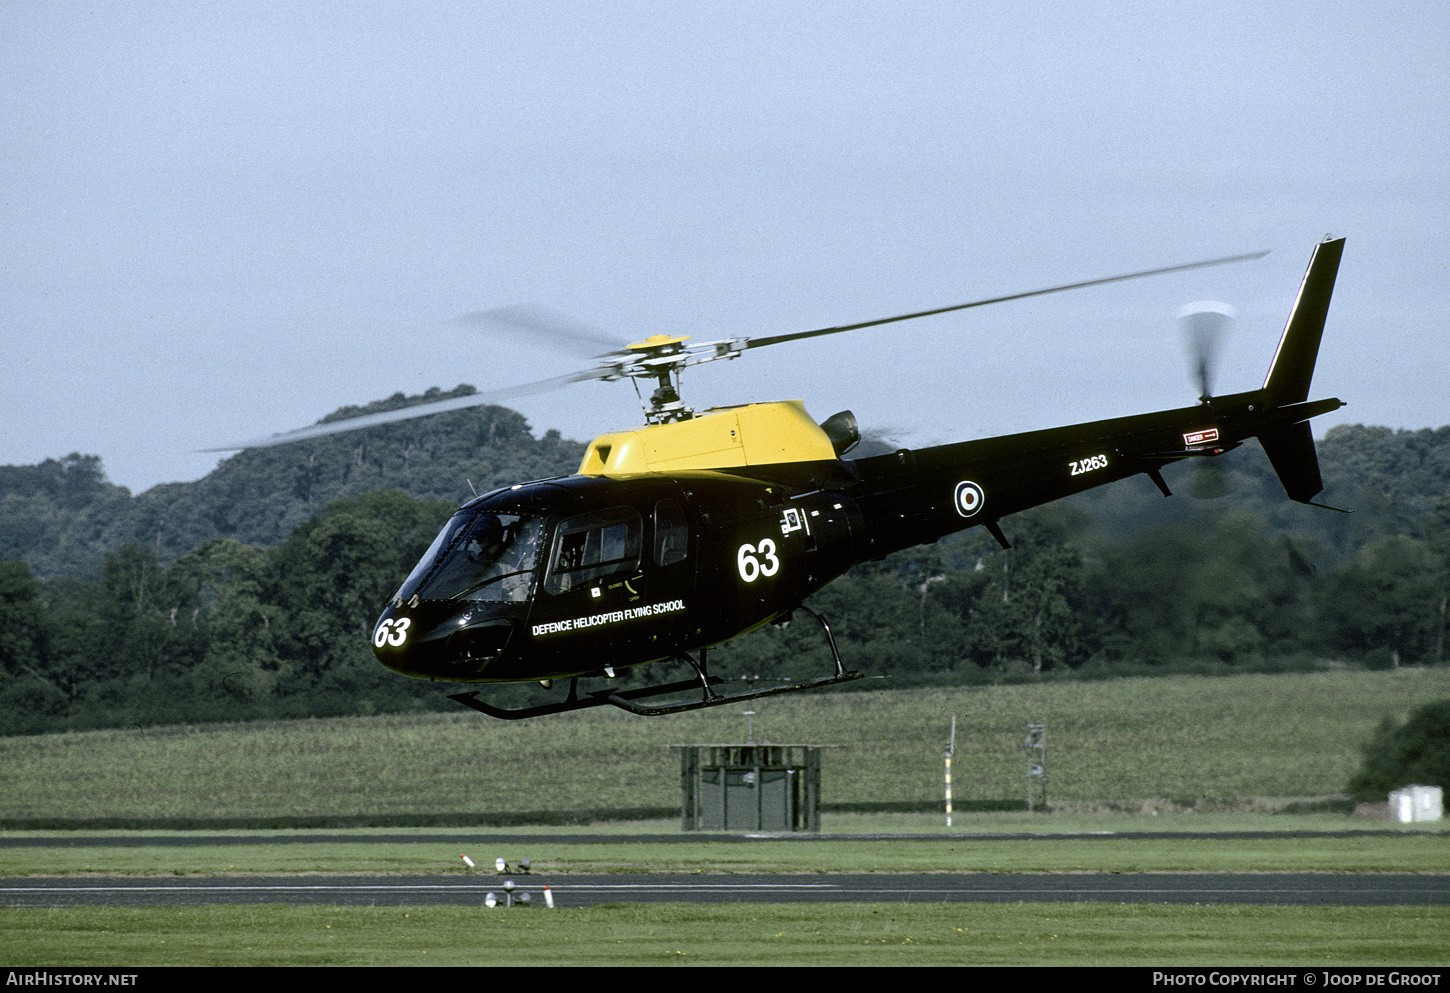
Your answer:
[5,832,1444,908]
[5,873,1446,908]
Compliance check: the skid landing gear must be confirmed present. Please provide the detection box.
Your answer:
[447,605,862,720]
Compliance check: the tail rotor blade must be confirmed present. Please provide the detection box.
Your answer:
[1179,301,1235,401]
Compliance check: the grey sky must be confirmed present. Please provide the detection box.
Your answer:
[3,1,1446,494]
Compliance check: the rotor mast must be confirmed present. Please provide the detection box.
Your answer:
[609,333,745,424]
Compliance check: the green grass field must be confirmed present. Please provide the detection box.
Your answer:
[3,903,1446,967]
[3,667,1448,823]
[0,825,1444,876]
[3,668,1448,967]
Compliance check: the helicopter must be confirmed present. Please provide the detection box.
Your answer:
[213,236,1346,718]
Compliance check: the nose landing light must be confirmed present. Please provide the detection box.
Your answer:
[444,617,514,670]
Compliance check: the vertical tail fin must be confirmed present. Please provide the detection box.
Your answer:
[1258,236,1346,507]
[1262,235,1345,402]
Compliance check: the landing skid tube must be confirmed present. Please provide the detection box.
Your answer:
[446,606,862,719]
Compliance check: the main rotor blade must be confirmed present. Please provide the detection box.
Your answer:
[203,369,605,451]
[452,304,626,357]
[742,249,1269,352]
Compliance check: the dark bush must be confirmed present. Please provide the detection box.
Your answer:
[1347,698,1450,802]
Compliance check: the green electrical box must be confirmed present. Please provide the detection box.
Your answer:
[673,744,824,832]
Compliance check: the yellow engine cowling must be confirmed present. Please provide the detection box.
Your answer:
[578,401,837,475]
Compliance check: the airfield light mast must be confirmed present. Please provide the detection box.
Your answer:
[1024,723,1047,812]
[945,714,956,827]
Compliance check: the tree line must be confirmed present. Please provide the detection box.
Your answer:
[1,491,459,734]
[1,401,1447,735]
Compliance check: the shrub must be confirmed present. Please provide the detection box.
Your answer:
[1347,698,1450,802]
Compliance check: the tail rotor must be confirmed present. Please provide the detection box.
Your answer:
[1179,301,1235,403]
[1179,301,1237,500]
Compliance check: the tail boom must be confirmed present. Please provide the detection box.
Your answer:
[844,236,1349,551]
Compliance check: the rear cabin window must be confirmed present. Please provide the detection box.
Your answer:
[653,499,689,566]
[543,508,642,595]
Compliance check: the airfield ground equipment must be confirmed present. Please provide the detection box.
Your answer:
[674,744,825,832]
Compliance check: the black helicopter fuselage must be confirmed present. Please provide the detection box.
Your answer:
[371,388,1341,687]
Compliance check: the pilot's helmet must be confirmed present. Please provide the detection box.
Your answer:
[469,515,505,561]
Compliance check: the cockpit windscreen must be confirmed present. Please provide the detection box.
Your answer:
[395,511,544,602]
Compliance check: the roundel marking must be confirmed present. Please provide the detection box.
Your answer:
[954,480,985,518]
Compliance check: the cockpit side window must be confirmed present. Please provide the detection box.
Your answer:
[543,507,642,595]
[653,499,689,567]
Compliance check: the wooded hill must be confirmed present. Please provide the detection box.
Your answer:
[1,387,1447,735]
[0,386,585,581]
